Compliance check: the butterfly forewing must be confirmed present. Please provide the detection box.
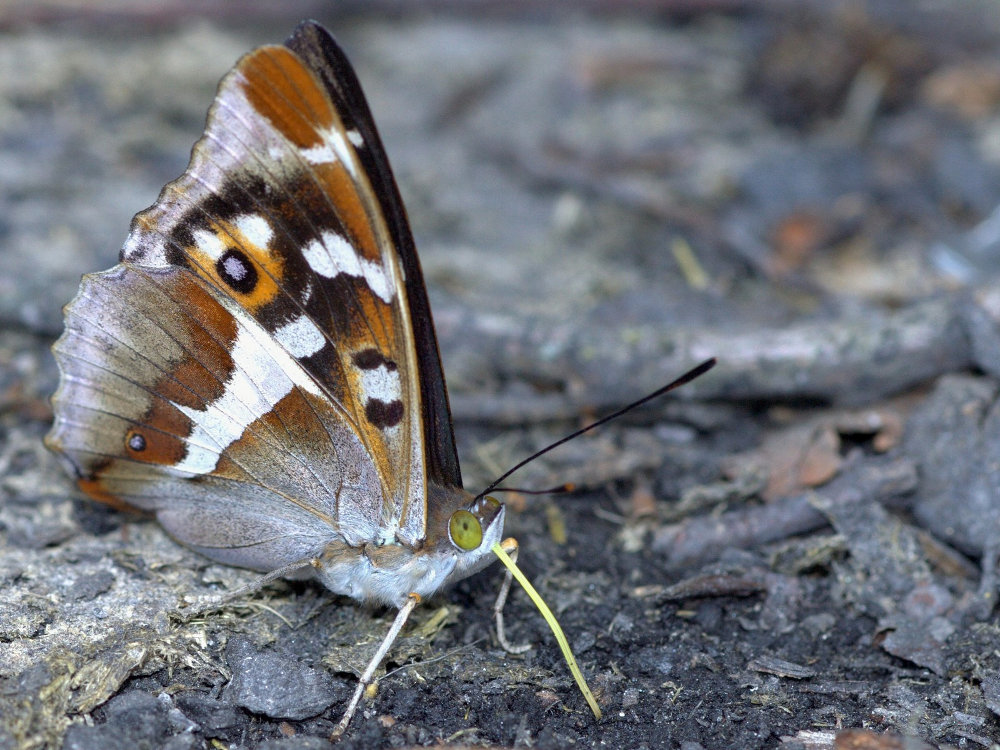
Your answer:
[47,24,453,557]
[285,23,463,491]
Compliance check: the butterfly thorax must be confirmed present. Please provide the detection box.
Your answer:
[314,486,505,608]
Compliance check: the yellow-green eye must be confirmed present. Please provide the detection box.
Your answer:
[449,509,483,551]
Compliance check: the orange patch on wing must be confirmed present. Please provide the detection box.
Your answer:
[155,280,239,407]
[213,454,255,483]
[353,280,396,341]
[239,46,382,266]
[128,400,193,466]
[162,358,225,409]
[220,389,338,525]
[314,163,380,263]
[176,273,240,341]
[240,46,334,151]
[136,273,239,411]
[186,219,285,312]
[255,389,332,451]
[78,475,141,512]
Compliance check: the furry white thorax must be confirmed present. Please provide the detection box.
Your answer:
[315,505,505,608]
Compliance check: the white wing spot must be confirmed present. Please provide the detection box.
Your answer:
[301,231,394,303]
[359,363,401,404]
[192,228,226,261]
[301,127,358,178]
[302,238,335,277]
[360,258,392,303]
[235,214,273,251]
[301,142,338,166]
[274,313,326,358]
[328,128,356,177]
[325,230,362,277]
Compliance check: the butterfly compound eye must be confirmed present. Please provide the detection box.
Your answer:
[449,509,483,551]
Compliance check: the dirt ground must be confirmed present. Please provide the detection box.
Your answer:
[3,2,1000,748]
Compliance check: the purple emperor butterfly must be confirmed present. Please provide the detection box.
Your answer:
[46,19,714,734]
[45,20,539,734]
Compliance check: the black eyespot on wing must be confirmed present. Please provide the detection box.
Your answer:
[352,348,397,371]
[126,432,146,452]
[365,398,403,429]
[217,249,258,293]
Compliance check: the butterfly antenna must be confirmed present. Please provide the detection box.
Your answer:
[488,483,576,496]
[475,358,716,501]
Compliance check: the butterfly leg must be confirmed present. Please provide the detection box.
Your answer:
[178,557,316,619]
[331,592,421,738]
[492,538,531,654]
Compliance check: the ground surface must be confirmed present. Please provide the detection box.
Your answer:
[3,2,1000,749]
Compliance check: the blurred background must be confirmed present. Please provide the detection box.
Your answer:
[5,1,999,409]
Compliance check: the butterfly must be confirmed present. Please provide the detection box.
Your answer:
[46,19,713,736]
[46,20,516,734]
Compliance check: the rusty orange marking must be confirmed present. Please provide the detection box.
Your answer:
[221,390,338,525]
[239,47,383,267]
[137,399,195,464]
[151,275,239,408]
[241,47,333,150]
[78,476,139,512]
[314,163,381,263]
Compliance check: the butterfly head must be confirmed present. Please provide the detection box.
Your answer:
[439,491,506,586]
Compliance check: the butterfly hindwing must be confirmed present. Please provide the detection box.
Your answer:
[49,257,389,563]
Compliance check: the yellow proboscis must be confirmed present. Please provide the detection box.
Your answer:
[490,542,603,719]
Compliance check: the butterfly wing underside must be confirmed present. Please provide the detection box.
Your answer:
[46,22,462,568]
